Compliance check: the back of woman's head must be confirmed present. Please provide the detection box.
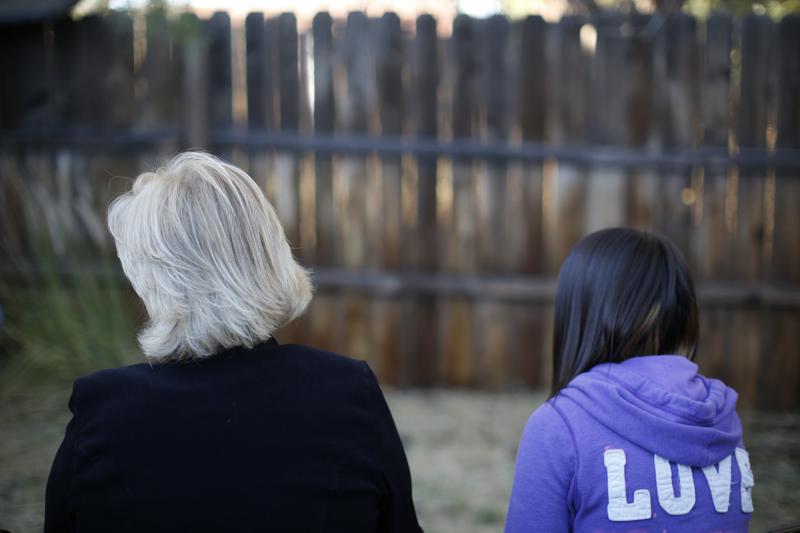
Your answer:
[108,152,312,361]
[551,227,698,396]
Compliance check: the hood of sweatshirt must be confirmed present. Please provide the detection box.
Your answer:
[558,355,742,467]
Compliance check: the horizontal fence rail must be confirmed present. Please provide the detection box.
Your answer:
[4,259,800,308]
[5,129,800,170]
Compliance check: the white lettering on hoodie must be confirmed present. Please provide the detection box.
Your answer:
[603,448,754,522]
[603,449,652,521]
[654,454,695,515]
[702,455,732,512]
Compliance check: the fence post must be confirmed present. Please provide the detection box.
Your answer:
[586,14,627,233]
[405,14,440,386]
[547,16,586,272]
[177,13,207,150]
[205,11,232,157]
[371,12,405,384]
[312,12,335,267]
[695,12,732,383]
[375,13,404,270]
[337,11,371,269]
[698,12,732,281]
[773,14,800,283]
[0,21,49,255]
[273,13,301,251]
[335,12,373,369]
[758,14,800,409]
[735,14,774,281]
[625,14,656,231]
[476,15,513,388]
[731,14,776,407]
[244,12,274,198]
[245,12,266,131]
[441,14,479,386]
[414,14,439,273]
[512,15,549,387]
[478,15,511,274]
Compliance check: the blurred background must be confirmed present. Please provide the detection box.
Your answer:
[1,0,799,531]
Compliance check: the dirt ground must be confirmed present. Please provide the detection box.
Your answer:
[1,386,798,533]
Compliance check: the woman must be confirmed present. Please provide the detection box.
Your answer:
[45,152,422,533]
[505,228,752,532]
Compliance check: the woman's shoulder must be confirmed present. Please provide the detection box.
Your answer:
[72,342,378,406]
[278,343,371,371]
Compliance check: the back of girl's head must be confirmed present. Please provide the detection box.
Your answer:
[551,227,699,396]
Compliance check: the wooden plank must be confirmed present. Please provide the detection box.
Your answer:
[205,12,232,126]
[440,295,476,387]
[735,14,774,280]
[514,15,546,274]
[51,17,87,126]
[759,14,800,411]
[414,14,439,272]
[337,11,371,269]
[0,21,48,257]
[69,14,135,249]
[509,15,549,389]
[406,14,440,386]
[138,11,177,130]
[624,15,656,231]
[757,309,800,409]
[307,292,338,352]
[137,9,180,171]
[729,307,761,409]
[476,14,512,387]
[245,12,267,130]
[654,13,698,261]
[375,12,404,269]
[77,15,113,127]
[372,12,405,384]
[441,14,479,387]
[513,302,546,387]
[698,13,732,281]
[313,12,336,267]
[179,13,209,149]
[405,293,439,386]
[732,15,775,407]
[205,11,232,145]
[448,14,479,274]
[477,14,511,272]
[695,307,727,384]
[335,12,373,368]
[586,17,627,234]
[244,12,275,204]
[773,14,800,282]
[102,12,136,127]
[476,299,510,389]
[0,22,48,129]
[274,13,301,250]
[92,11,137,228]
[547,16,586,273]
[337,282,373,366]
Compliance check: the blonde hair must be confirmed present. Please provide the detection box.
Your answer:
[108,152,312,361]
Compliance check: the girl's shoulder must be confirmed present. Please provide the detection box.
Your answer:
[519,399,578,469]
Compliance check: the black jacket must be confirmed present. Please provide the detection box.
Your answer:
[44,339,423,533]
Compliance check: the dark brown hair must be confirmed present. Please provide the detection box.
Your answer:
[551,227,699,396]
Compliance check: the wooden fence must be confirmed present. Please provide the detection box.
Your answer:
[1,9,799,408]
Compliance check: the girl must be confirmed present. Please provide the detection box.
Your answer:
[505,228,753,532]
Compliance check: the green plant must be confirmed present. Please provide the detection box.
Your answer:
[0,258,141,395]
[0,157,141,395]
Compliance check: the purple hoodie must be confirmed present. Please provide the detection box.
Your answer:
[505,356,753,532]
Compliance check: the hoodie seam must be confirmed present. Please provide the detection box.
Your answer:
[549,398,580,516]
